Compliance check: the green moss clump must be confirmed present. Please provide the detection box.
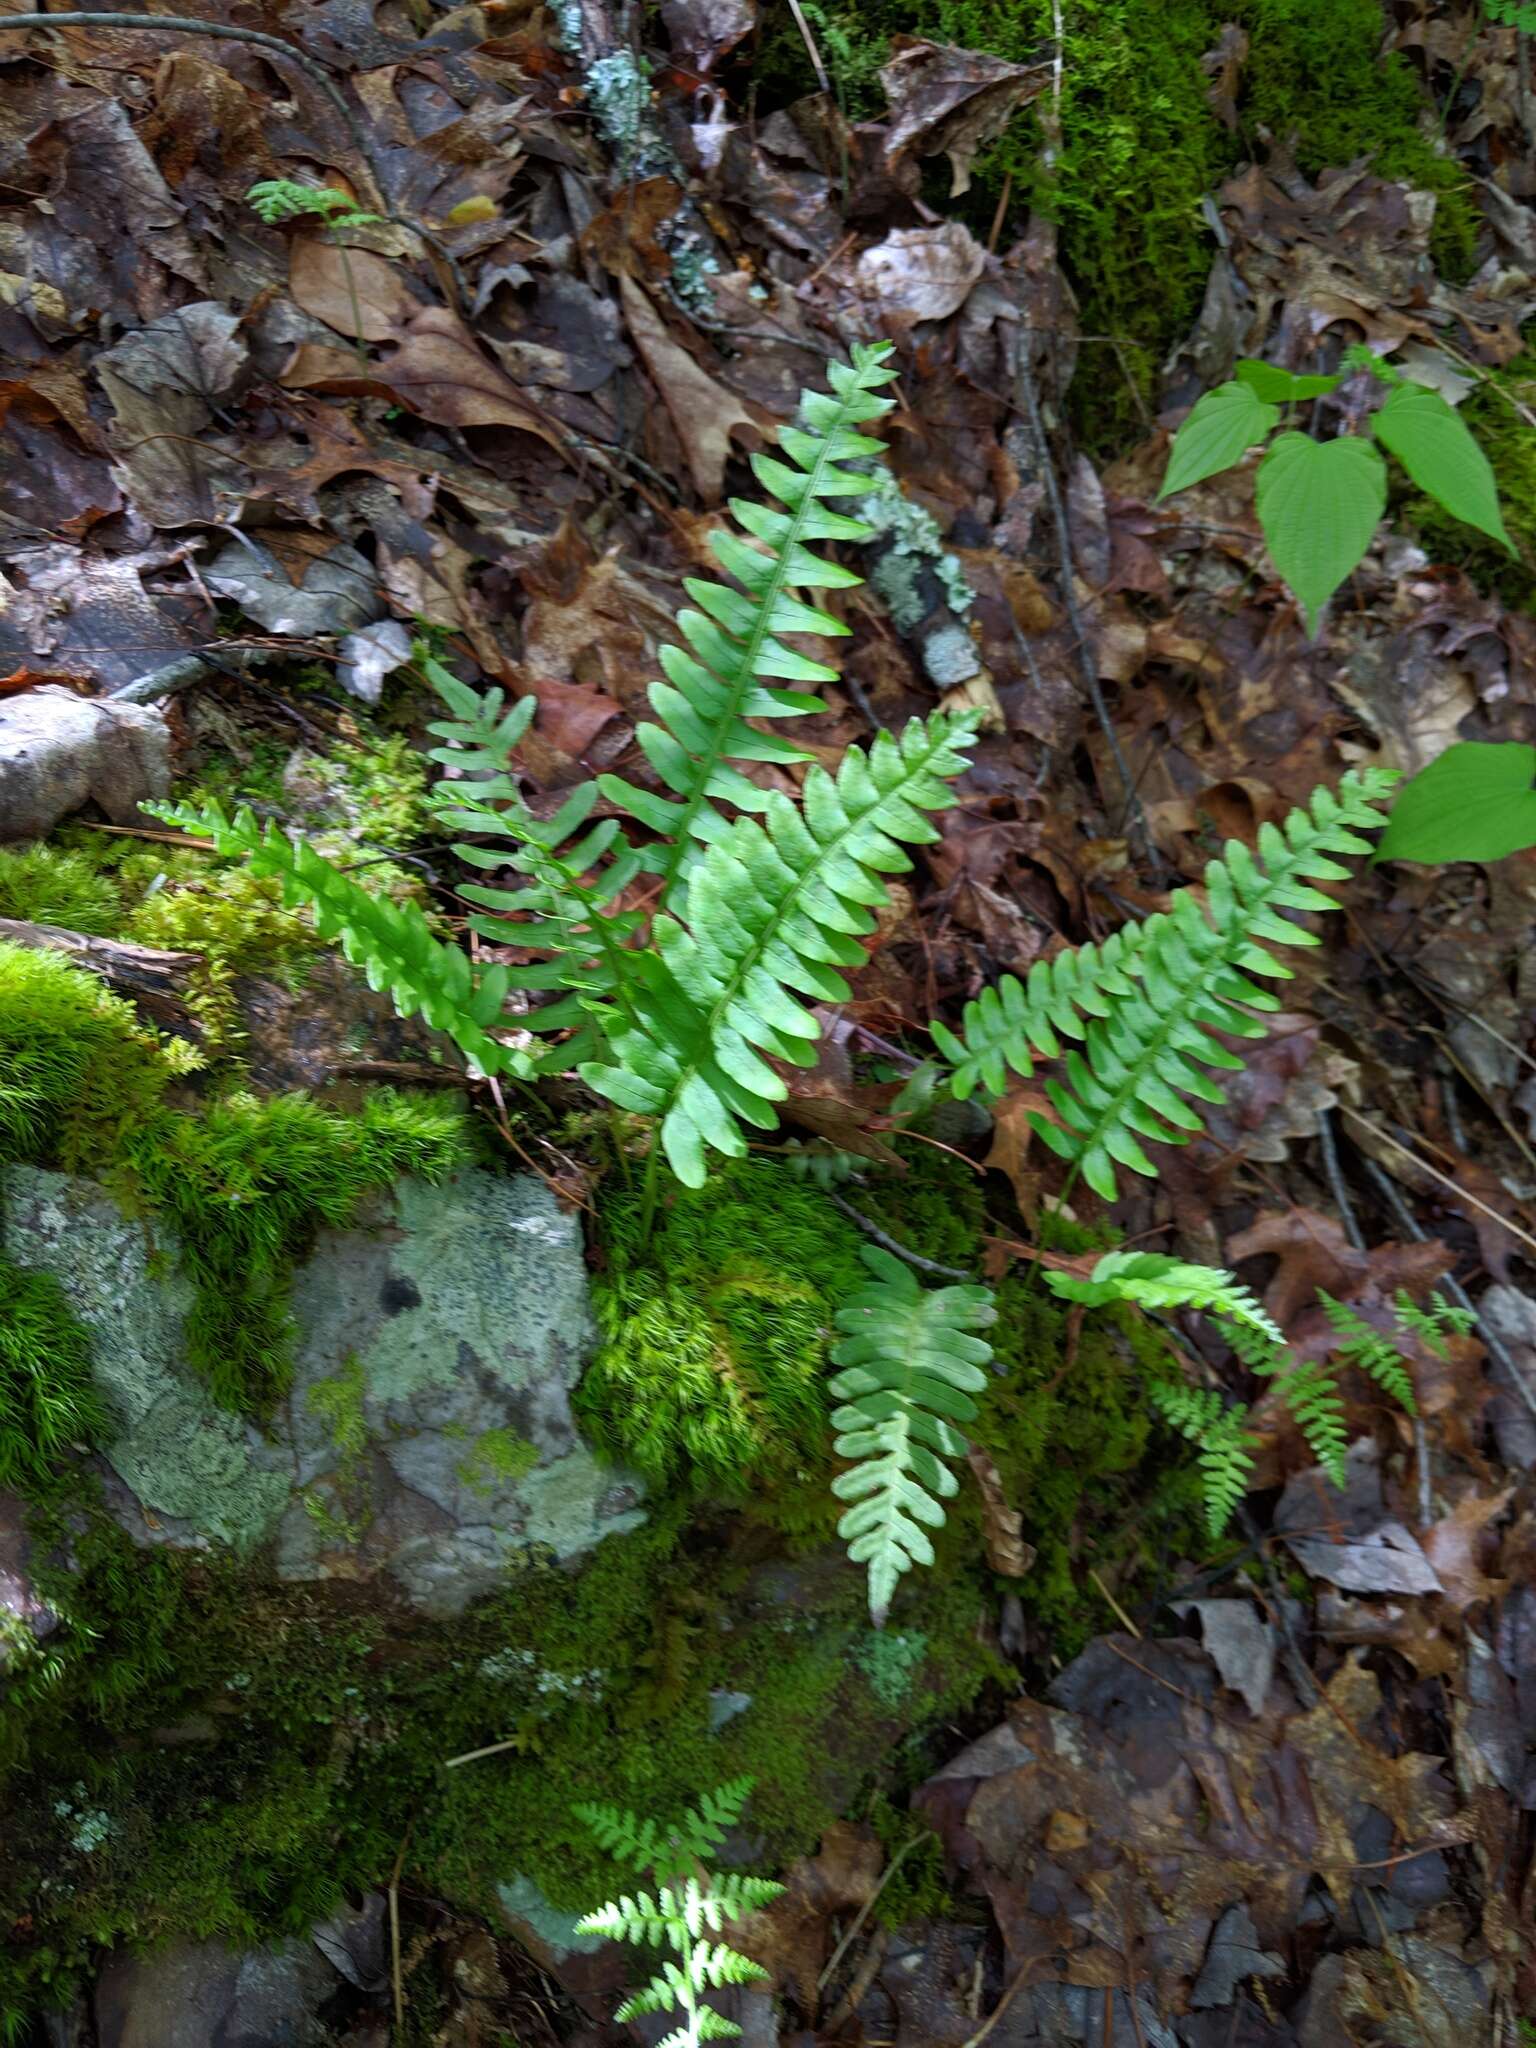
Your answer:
[0,943,193,1169]
[117,1089,476,1413]
[122,864,314,1052]
[0,1486,1003,2032]
[0,846,121,934]
[0,1260,105,1490]
[756,0,1468,449]
[580,1161,869,1491]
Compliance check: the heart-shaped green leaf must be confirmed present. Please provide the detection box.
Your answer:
[1378,741,1536,864]
[1254,431,1386,633]
[1158,381,1279,499]
[1235,359,1343,403]
[1370,381,1515,554]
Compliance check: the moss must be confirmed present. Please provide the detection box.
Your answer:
[305,1354,369,1456]
[1400,349,1536,608]
[757,0,1466,449]
[0,942,194,1170]
[0,1485,1003,2032]
[579,1160,869,1491]
[977,1269,1207,1655]
[0,846,121,934]
[116,1089,477,1414]
[458,1426,540,1494]
[0,1259,105,1490]
[122,864,314,1052]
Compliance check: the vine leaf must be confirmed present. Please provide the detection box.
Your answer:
[1254,431,1385,633]
[1158,380,1279,498]
[1370,380,1514,554]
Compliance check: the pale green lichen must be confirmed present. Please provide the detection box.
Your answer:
[858,471,976,632]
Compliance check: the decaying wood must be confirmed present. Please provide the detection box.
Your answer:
[0,917,200,1025]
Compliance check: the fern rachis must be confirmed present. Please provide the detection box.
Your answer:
[574,1782,783,2048]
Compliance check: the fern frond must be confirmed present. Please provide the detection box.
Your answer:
[932,930,1146,1099]
[598,344,901,900]
[783,1139,867,1186]
[933,771,1397,1197]
[676,1778,758,1861]
[1257,1353,1349,1484]
[829,1244,995,1625]
[576,1890,676,1945]
[1318,1292,1417,1412]
[581,710,979,1186]
[1044,1251,1282,1348]
[146,798,531,1080]
[574,1778,758,1878]
[1146,1381,1258,1536]
[1392,1289,1475,1356]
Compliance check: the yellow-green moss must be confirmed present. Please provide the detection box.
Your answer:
[0,846,121,934]
[579,1160,869,1491]
[117,1089,477,1414]
[0,942,195,1171]
[0,1259,105,1492]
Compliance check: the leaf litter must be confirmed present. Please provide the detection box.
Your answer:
[2,0,1536,2039]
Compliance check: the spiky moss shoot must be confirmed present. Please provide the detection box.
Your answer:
[116,1089,477,1414]
[0,846,121,934]
[757,0,1471,450]
[1399,349,1536,608]
[0,1488,1005,2030]
[579,1160,870,1493]
[0,1260,105,1490]
[121,863,316,1052]
[0,943,196,1170]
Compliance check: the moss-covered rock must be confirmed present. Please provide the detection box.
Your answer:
[0,1164,643,1605]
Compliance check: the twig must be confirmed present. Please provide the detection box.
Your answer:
[0,13,469,308]
[106,644,271,702]
[1339,1106,1536,1262]
[388,1821,413,2043]
[786,0,830,95]
[827,1193,973,1280]
[1088,1565,1141,1638]
[817,1835,920,1993]
[961,1960,1036,2048]
[442,1734,523,1768]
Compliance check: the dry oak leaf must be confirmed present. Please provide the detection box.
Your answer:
[618,276,760,502]
[288,237,418,341]
[1226,1207,1449,1328]
[852,223,986,328]
[1419,1487,1512,1612]
[377,307,567,456]
[879,37,1049,197]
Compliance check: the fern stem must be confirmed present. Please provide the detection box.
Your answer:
[638,1132,664,1242]
[654,365,877,901]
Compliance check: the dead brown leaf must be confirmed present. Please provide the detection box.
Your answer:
[619,276,761,501]
[965,1444,1035,1578]
[1419,1488,1512,1612]
[377,306,567,455]
[879,37,1049,198]
[288,237,419,341]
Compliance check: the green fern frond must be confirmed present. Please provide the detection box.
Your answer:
[247,178,382,228]
[1392,1289,1475,1356]
[598,344,901,900]
[829,1244,995,1625]
[1255,1353,1349,1484]
[1317,1292,1417,1412]
[932,929,1146,1099]
[574,1787,782,2048]
[783,1139,867,1186]
[934,771,1397,1197]
[581,709,979,1186]
[1043,1251,1282,1348]
[145,798,532,1081]
[574,1776,757,1878]
[1146,1381,1257,1537]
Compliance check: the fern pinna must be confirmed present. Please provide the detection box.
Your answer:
[574,1780,783,2048]
[933,773,1397,1199]
[830,1245,996,1625]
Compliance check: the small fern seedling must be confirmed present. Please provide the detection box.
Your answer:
[1145,1382,1258,1538]
[574,1782,783,2048]
[247,178,382,230]
[1316,1293,1418,1412]
[830,1244,996,1625]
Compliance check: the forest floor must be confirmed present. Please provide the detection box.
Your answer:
[1,0,1535,2043]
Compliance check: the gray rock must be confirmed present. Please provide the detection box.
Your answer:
[94,1938,338,2048]
[495,1872,605,1966]
[1,1165,643,1614]
[0,686,171,841]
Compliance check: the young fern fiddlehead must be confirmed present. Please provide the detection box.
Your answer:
[933,773,1398,1198]
[829,1245,996,1625]
[574,1781,783,2048]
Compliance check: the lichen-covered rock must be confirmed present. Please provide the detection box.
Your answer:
[93,1937,339,2048]
[0,1164,643,1614]
[0,686,171,842]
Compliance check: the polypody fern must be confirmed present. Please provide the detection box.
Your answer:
[830,1245,996,1625]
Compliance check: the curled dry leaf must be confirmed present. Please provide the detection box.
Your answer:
[852,224,987,328]
[879,37,1049,198]
[619,276,761,502]
[965,1444,1035,1578]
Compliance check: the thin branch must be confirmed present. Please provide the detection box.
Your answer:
[826,1193,973,1281]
